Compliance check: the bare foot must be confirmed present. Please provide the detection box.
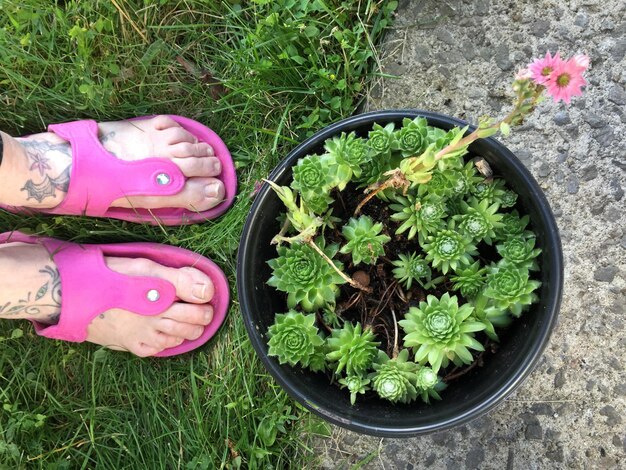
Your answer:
[0,242,215,357]
[0,115,225,212]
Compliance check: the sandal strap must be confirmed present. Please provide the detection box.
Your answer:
[32,239,176,342]
[48,120,185,217]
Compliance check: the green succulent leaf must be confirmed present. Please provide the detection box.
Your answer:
[268,238,346,311]
[454,197,503,244]
[399,293,486,372]
[394,117,429,157]
[450,261,487,299]
[470,293,512,341]
[326,322,379,377]
[324,132,371,189]
[421,222,478,274]
[496,236,542,270]
[338,375,371,405]
[392,252,432,289]
[367,122,396,156]
[483,264,541,317]
[390,193,447,242]
[369,349,418,403]
[340,215,391,265]
[268,311,324,367]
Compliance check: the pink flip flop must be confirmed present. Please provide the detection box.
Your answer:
[2,115,237,225]
[0,231,229,357]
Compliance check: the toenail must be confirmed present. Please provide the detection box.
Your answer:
[192,283,208,300]
[207,146,215,156]
[204,309,213,323]
[195,327,204,338]
[205,182,221,198]
[210,159,221,173]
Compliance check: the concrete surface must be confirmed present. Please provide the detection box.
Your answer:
[312,0,625,468]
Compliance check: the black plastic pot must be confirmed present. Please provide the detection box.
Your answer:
[237,110,563,437]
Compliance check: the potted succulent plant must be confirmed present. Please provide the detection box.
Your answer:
[237,53,586,436]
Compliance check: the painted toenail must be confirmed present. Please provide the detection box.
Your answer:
[192,283,208,300]
[147,289,160,301]
[156,173,171,185]
[205,182,220,198]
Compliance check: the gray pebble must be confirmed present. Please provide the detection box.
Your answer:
[566,175,580,194]
[581,165,598,181]
[526,423,543,440]
[594,266,618,282]
[608,84,626,105]
[612,435,622,448]
[574,12,589,28]
[614,382,626,396]
[494,44,513,71]
[436,28,456,46]
[516,149,532,163]
[546,446,565,463]
[465,446,485,467]
[531,20,551,37]
[611,39,626,61]
[621,234,626,250]
[612,158,626,171]
[537,163,551,177]
[610,177,624,200]
[554,369,567,388]
[594,127,616,146]
[553,111,571,126]
[599,405,623,426]
[600,19,615,31]
[531,403,555,415]
[584,113,606,128]
[609,357,623,371]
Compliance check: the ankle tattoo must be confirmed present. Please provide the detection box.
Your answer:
[19,139,72,203]
[0,264,61,324]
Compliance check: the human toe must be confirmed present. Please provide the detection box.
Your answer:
[173,155,221,177]
[104,257,215,304]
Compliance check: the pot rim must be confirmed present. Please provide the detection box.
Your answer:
[237,109,563,437]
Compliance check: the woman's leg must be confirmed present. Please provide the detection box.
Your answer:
[0,117,229,356]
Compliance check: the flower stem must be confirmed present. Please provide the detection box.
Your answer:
[306,239,372,293]
[354,169,409,216]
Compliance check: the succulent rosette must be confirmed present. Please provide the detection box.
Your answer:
[394,116,429,156]
[415,366,445,403]
[421,223,478,275]
[268,311,324,368]
[326,322,379,377]
[324,131,371,189]
[496,236,542,270]
[392,252,432,289]
[483,264,541,317]
[399,293,486,372]
[369,350,419,403]
[291,155,336,214]
[367,122,396,156]
[267,239,346,311]
[455,197,503,244]
[390,193,447,241]
[340,215,391,265]
[450,261,487,299]
[495,210,530,241]
[339,375,371,405]
[499,189,518,208]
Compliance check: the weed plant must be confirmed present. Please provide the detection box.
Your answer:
[0,0,397,467]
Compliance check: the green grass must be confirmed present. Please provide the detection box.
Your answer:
[0,0,396,467]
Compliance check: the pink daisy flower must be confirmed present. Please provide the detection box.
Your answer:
[529,52,564,85]
[544,59,587,103]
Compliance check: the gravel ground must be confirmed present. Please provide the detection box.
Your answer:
[312,0,625,468]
